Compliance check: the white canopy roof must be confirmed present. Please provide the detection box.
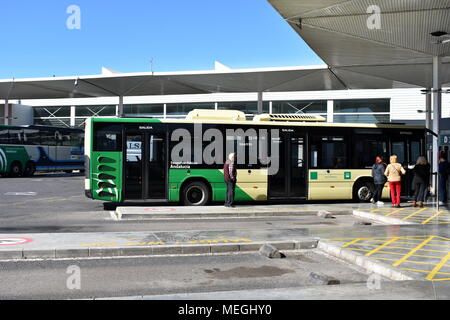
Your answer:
[268,0,450,87]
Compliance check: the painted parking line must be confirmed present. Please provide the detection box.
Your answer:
[328,235,450,281]
[367,206,450,225]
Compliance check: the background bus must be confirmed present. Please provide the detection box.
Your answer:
[84,110,426,205]
[0,125,84,177]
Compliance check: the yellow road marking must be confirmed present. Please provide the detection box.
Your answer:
[426,252,450,280]
[393,236,436,267]
[365,237,400,257]
[422,210,445,224]
[402,208,427,221]
[342,238,362,248]
[385,208,407,217]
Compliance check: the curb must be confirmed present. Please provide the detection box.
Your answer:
[115,210,352,221]
[0,239,320,261]
[317,241,422,281]
[353,210,415,225]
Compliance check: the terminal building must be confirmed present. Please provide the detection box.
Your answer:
[1,63,449,129]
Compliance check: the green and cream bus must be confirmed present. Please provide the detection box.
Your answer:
[0,125,84,177]
[84,110,426,205]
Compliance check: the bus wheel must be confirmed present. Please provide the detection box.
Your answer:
[181,181,210,206]
[10,162,22,177]
[354,181,374,202]
[23,162,36,177]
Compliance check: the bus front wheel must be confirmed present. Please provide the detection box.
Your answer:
[181,181,210,206]
[9,162,22,177]
[353,180,375,202]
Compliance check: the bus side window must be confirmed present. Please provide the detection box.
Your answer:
[0,130,8,144]
[8,130,23,145]
[310,136,348,169]
[41,131,57,146]
[23,129,40,145]
[94,124,122,152]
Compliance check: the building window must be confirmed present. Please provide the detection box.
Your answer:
[271,100,327,115]
[75,106,116,117]
[334,99,390,113]
[34,118,71,128]
[34,107,71,118]
[166,103,215,116]
[123,104,164,116]
[333,114,390,124]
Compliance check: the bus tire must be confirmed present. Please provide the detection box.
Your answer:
[23,162,36,177]
[181,181,210,206]
[353,180,375,202]
[10,161,23,177]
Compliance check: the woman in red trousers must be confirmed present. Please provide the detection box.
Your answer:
[384,155,406,208]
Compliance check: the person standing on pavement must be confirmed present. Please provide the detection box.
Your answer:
[224,153,237,208]
[371,156,387,206]
[438,152,449,206]
[412,156,431,208]
[385,155,406,208]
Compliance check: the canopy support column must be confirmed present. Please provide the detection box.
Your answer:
[257,92,263,114]
[432,56,442,208]
[426,88,433,166]
[118,96,124,118]
[4,99,9,125]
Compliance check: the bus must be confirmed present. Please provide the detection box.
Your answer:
[0,125,84,177]
[84,110,427,205]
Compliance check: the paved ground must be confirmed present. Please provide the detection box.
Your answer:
[3,173,450,300]
[0,251,371,300]
[0,174,369,234]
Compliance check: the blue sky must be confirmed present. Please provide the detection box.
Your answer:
[0,0,323,79]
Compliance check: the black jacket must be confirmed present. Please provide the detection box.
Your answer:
[413,164,431,185]
[372,163,387,185]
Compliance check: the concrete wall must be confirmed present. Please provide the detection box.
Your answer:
[0,104,33,125]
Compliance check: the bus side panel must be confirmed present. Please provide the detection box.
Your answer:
[0,145,30,174]
[168,169,259,203]
[91,151,123,202]
[55,146,84,171]
[308,169,372,200]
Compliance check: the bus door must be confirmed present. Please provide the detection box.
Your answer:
[269,133,307,199]
[124,133,143,199]
[390,133,424,197]
[124,131,166,200]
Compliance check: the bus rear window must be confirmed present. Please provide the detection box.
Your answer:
[94,124,122,152]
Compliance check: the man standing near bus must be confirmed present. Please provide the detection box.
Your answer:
[224,153,237,208]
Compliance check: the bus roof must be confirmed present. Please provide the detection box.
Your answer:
[89,116,425,130]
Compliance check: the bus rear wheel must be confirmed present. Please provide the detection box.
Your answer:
[23,162,36,177]
[181,181,210,206]
[353,180,375,202]
[9,162,22,177]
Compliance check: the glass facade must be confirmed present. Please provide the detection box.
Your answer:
[333,114,390,124]
[166,103,215,116]
[124,104,164,116]
[334,99,390,113]
[34,107,71,118]
[75,105,116,117]
[33,98,392,127]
